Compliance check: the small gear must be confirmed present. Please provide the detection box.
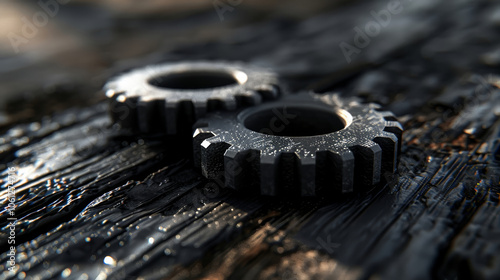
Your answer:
[193,93,403,196]
[105,61,280,135]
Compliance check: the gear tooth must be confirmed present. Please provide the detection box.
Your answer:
[224,149,260,192]
[193,130,216,169]
[108,95,139,131]
[175,101,197,135]
[224,146,239,160]
[316,150,354,195]
[275,152,301,196]
[137,99,166,133]
[299,157,316,196]
[384,120,404,132]
[203,135,223,145]
[256,84,280,101]
[260,154,278,196]
[223,147,238,190]
[349,141,382,190]
[373,132,399,176]
[206,99,226,112]
[235,90,262,106]
[192,101,208,119]
[193,126,211,137]
[165,101,179,135]
[200,138,231,179]
[137,100,150,133]
[378,111,398,121]
[337,150,355,193]
[383,120,404,161]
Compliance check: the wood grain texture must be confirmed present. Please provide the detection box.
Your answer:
[1,0,500,279]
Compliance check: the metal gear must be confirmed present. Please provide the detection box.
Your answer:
[193,93,403,196]
[105,61,280,135]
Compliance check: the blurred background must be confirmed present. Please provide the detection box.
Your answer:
[0,0,337,126]
[1,0,499,127]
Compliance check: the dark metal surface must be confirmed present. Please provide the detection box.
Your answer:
[193,92,403,196]
[1,0,500,279]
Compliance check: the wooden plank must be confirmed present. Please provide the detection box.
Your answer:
[1,0,500,279]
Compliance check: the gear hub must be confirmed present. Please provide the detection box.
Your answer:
[193,93,403,196]
[105,61,280,135]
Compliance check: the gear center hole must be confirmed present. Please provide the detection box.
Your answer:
[148,71,244,90]
[243,106,349,137]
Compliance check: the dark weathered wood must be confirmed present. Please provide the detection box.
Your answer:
[1,0,500,279]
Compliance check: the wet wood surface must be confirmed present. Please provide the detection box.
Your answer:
[1,0,500,279]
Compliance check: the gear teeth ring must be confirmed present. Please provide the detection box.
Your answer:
[105,61,280,135]
[193,93,404,197]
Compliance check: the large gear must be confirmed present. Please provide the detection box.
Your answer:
[105,61,280,135]
[193,93,403,196]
